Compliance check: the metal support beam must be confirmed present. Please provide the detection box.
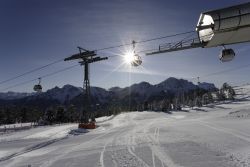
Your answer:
[65,48,108,123]
[146,38,204,56]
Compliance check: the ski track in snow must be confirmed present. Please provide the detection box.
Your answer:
[38,127,118,167]
[0,124,77,162]
[0,112,243,167]
[100,124,151,167]
[0,137,67,162]
[2,85,250,166]
[100,116,180,167]
[143,120,182,167]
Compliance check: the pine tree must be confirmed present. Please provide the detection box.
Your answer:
[45,109,54,125]
[20,107,27,123]
[195,97,202,107]
[207,92,214,103]
[228,86,236,100]
[202,94,209,105]
[56,107,65,123]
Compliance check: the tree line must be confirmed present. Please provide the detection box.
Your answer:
[0,82,236,125]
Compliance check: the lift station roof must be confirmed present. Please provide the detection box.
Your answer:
[196,2,250,48]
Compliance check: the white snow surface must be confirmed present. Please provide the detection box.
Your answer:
[0,122,34,129]
[1,85,250,166]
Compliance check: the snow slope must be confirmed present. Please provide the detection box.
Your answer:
[1,85,250,166]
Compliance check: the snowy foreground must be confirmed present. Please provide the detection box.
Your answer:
[1,86,250,166]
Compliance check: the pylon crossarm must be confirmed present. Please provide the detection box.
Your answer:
[64,49,97,61]
[146,38,204,55]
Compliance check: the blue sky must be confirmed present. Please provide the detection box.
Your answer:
[0,0,250,92]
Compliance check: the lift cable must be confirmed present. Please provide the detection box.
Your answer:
[0,32,247,92]
[103,33,198,59]
[0,58,64,86]
[0,30,195,86]
[189,63,250,81]
[3,59,250,92]
[0,64,80,91]
[95,31,195,51]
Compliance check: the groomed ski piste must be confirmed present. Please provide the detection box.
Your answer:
[1,85,250,167]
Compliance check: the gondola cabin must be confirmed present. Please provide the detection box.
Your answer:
[34,78,42,92]
[131,54,142,67]
[219,48,235,62]
[33,84,42,92]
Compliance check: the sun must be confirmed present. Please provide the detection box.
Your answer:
[124,51,135,64]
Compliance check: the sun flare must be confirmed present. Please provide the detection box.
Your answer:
[124,51,135,64]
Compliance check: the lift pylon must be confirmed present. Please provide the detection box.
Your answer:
[64,47,108,126]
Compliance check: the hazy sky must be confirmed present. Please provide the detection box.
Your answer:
[0,0,250,92]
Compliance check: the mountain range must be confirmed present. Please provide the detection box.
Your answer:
[0,77,216,109]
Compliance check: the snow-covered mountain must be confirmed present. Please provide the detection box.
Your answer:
[157,77,197,92]
[34,84,83,103]
[109,87,123,92]
[114,82,153,98]
[110,78,216,100]
[90,87,112,103]
[0,78,217,105]
[198,82,217,90]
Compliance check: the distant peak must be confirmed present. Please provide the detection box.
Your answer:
[160,77,184,84]
[139,81,151,85]
[198,82,217,90]
[109,86,122,92]
[62,84,76,89]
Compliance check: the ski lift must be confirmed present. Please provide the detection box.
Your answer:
[219,46,235,62]
[131,54,142,66]
[33,78,42,92]
[131,40,142,67]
